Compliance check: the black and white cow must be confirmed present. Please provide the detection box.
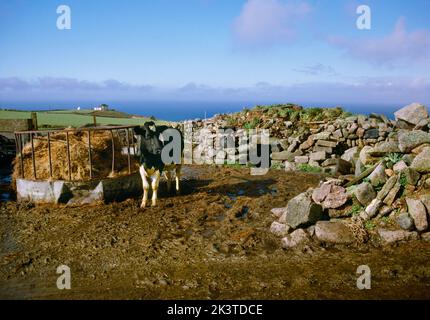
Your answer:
[133,122,183,208]
[155,124,184,195]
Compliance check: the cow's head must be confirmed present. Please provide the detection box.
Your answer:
[134,122,163,155]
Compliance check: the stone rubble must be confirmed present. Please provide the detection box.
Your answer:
[184,102,430,249]
[265,103,430,248]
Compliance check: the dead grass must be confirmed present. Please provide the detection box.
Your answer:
[12,130,139,183]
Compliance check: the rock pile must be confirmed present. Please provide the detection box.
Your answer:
[184,104,353,166]
[269,103,430,248]
[184,104,423,175]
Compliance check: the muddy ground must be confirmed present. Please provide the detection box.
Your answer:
[0,165,429,299]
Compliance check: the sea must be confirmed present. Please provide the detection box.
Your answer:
[0,100,423,121]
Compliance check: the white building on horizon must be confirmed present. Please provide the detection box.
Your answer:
[93,104,109,111]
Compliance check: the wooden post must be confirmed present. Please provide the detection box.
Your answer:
[66,131,72,181]
[14,134,20,177]
[47,132,53,178]
[88,130,93,179]
[130,128,136,155]
[126,129,131,174]
[93,115,97,127]
[110,130,115,174]
[31,112,38,130]
[14,133,18,154]
[30,133,36,179]
[19,134,24,178]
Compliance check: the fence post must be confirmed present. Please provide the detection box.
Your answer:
[30,133,36,179]
[88,130,93,179]
[47,132,53,178]
[14,134,21,178]
[66,131,72,181]
[31,112,38,130]
[126,129,131,174]
[110,130,115,174]
[19,134,24,178]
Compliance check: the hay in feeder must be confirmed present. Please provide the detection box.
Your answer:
[12,130,139,183]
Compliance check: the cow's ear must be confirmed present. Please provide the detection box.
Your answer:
[140,123,151,139]
[155,125,166,136]
[142,123,152,138]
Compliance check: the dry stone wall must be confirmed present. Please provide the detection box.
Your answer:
[183,103,430,248]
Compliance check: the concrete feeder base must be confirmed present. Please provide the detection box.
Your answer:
[16,173,142,205]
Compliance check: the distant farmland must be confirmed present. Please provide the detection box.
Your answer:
[0,109,170,129]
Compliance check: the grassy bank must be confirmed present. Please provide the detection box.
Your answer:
[0,109,169,129]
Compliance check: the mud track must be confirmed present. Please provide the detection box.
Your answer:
[0,165,429,299]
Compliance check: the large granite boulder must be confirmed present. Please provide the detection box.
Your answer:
[285,192,324,229]
[398,130,430,153]
[270,222,291,237]
[368,163,388,187]
[378,229,419,244]
[355,182,376,206]
[359,146,379,165]
[281,229,309,249]
[394,103,429,126]
[341,147,359,164]
[368,141,401,157]
[406,198,429,232]
[312,183,331,204]
[410,147,430,173]
[396,212,415,231]
[315,221,355,244]
[322,185,349,209]
[400,168,420,186]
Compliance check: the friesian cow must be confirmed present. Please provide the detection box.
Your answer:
[133,122,183,208]
[155,124,184,195]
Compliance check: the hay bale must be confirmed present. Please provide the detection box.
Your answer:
[12,130,138,183]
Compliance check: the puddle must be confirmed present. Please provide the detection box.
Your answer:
[223,185,277,209]
[227,193,237,201]
[0,174,12,202]
[235,206,249,219]
[0,175,11,184]
[0,193,11,201]
[271,187,278,196]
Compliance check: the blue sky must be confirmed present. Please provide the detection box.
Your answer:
[1,0,430,106]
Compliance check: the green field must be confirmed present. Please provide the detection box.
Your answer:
[0,109,170,129]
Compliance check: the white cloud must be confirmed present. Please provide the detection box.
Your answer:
[233,0,312,46]
[329,17,430,66]
[0,77,152,93]
[1,76,429,107]
[293,63,338,76]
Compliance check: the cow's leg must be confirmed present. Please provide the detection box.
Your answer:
[151,170,161,207]
[164,170,172,194]
[175,165,182,193]
[139,165,149,208]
